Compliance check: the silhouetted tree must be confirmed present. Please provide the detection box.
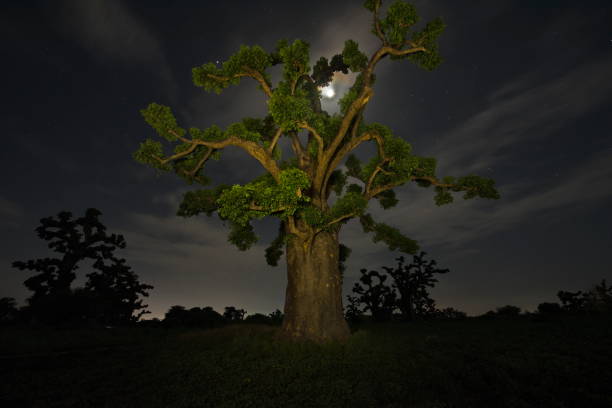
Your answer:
[11,208,152,325]
[0,297,19,325]
[163,305,224,328]
[437,307,467,320]
[244,313,272,325]
[163,305,188,326]
[557,290,586,313]
[83,257,154,325]
[223,306,247,322]
[495,305,521,317]
[351,269,396,322]
[381,252,449,321]
[537,302,563,315]
[582,279,612,314]
[133,0,500,342]
[344,294,364,324]
[268,309,284,325]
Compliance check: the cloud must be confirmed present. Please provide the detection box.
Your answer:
[0,197,24,228]
[58,0,176,97]
[336,56,612,269]
[110,206,286,318]
[433,57,612,176]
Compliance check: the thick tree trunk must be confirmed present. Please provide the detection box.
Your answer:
[279,222,350,343]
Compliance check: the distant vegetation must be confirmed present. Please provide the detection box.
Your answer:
[7,208,153,327]
[3,209,610,330]
[345,251,461,323]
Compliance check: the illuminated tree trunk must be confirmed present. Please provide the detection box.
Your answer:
[280,220,350,343]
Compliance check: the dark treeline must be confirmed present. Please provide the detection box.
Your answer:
[142,305,285,329]
[2,209,611,329]
[344,251,612,323]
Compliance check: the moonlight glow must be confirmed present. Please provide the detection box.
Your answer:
[321,85,335,98]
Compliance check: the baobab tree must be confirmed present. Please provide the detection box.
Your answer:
[133,0,500,342]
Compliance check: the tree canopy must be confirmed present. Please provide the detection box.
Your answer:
[134,0,499,265]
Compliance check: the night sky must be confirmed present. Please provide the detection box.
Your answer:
[2,0,611,319]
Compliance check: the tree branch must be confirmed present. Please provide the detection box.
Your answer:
[365,159,391,196]
[205,67,273,98]
[267,128,283,154]
[166,129,281,183]
[188,147,214,177]
[373,2,386,44]
[298,121,324,161]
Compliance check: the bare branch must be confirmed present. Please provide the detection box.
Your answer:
[267,128,284,154]
[188,147,214,177]
[373,2,386,43]
[365,159,391,195]
[298,121,324,161]
[290,132,308,168]
[248,203,287,213]
[385,45,427,57]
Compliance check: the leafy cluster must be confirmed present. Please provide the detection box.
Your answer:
[380,1,419,47]
[192,45,272,94]
[359,213,419,254]
[217,168,311,228]
[342,40,369,73]
[312,55,350,87]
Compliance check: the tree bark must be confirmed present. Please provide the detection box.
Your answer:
[279,221,350,343]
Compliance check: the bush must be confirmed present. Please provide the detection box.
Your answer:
[537,302,563,315]
[495,305,521,317]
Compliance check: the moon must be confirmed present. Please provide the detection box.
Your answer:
[321,85,335,98]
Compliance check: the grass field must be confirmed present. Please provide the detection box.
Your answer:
[1,315,611,407]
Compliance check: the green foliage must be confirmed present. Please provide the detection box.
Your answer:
[338,243,352,275]
[311,55,349,87]
[346,183,364,195]
[216,168,311,230]
[278,39,311,83]
[371,222,419,254]
[132,4,502,287]
[359,213,419,254]
[225,121,262,142]
[405,17,445,71]
[172,146,213,185]
[342,40,369,72]
[363,0,381,12]
[301,205,327,228]
[381,1,418,47]
[228,222,258,251]
[268,91,314,131]
[329,191,368,221]
[328,170,348,196]
[177,185,231,218]
[133,139,171,171]
[412,157,437,179]
[345,154,363,181]
[434,186,454,206]
[265,222,286,266]
[140,103,185,142]
[433,174,500,206]
[310,114,342,146]
[339,73,368,115]
[192,45,272,94]
[189,124,225,142]
[374,189,398,209]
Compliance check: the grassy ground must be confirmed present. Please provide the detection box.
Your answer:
[1,315,611,408]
